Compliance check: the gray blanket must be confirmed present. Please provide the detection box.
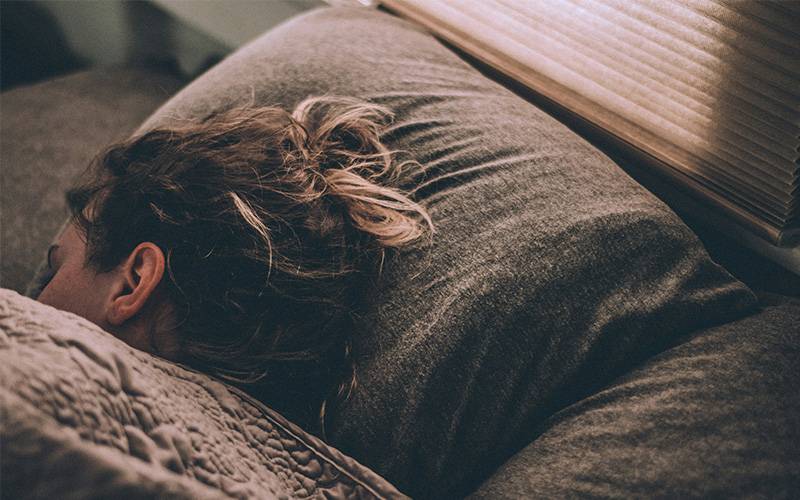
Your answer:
[0,289,408,500]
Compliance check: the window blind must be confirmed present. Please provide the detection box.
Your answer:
[381,0,800,246]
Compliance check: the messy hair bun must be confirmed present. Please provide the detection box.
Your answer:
[292,97,431,248]
[67,96,432,430]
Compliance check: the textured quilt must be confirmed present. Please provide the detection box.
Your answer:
[0,289,409,500]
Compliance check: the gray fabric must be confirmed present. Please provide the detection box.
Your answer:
[0,289,409,500]
[469,292,800,500]
[131,6,760,499]
[0,67,186,295]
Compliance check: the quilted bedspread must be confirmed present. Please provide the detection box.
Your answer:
[0,288,409,500]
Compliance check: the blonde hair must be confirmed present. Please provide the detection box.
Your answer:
[68,96,432,430]
[292,97,431,248]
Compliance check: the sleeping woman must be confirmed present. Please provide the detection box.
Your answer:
[36,96,432,432]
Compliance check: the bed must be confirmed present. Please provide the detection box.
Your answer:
[2,5,799,499]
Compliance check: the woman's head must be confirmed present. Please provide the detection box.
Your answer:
[38,96,431,427]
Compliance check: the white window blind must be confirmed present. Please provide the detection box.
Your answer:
[381,0,800,246]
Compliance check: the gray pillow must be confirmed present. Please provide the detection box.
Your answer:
[115,6,758,499]
[0,67,185,294]
[468,292,800,499]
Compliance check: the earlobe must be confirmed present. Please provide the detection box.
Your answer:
[107,242,166,326]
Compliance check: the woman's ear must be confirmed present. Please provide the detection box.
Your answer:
[107,242,166,326]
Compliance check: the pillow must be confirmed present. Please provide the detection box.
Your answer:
[71,6,759,499]
[0,289,408,500]
[469,292,800,499]
[0,67,185,295]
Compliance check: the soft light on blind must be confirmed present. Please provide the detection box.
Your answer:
[381,0,800,246]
